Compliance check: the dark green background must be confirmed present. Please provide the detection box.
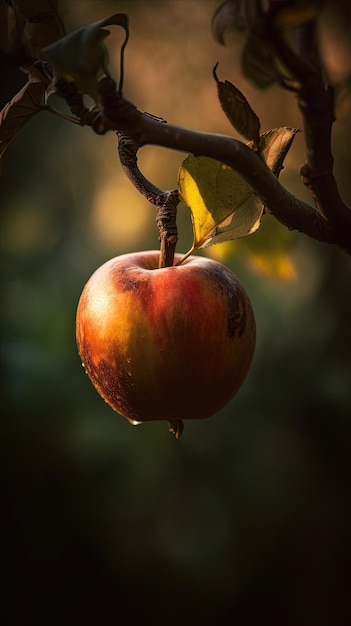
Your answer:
[2,2,351,624]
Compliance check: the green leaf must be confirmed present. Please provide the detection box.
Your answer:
[178,155,264,255]
[0,77,45,162]
[41,14,129,102]
[259,127,300,176]
[213,63,260,147]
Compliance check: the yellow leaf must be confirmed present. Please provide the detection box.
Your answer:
[178,155,264,257]
[178,127,299,264]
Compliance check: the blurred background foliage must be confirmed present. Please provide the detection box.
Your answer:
[1,1,351,624]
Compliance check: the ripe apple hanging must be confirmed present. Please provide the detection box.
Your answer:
[76,250,256,432]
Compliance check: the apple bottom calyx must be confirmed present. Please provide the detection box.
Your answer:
[168,420,184,440]
[126,416,184,440]
[76,250,256,438]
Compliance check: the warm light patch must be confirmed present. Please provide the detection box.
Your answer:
[247,251,297,282]
[91,178,153,251]
[206,241,237,263]
[317,9,351,84]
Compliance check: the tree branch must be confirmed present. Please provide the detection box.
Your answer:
[265,3,351,241]
[117,132,173,206]
[94,78,351,256]
[117,132,179,268]
[297,83,351,234]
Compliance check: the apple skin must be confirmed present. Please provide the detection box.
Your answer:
[76,251,256,423]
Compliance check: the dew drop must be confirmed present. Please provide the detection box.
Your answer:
[126,418,142,426]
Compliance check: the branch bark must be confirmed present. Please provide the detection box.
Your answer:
[265,3,351,246]
[94,78,351,256]
[117,132,179,268]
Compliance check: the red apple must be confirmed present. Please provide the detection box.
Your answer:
[76,250,255,427]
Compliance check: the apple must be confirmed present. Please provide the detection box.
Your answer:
[76,250,255,429]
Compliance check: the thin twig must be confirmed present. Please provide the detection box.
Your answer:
[117,132,179,267]
[117,132,168,205]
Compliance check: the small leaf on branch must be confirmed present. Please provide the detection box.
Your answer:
[41,13,129,101]
[0,78,45,162]
[259,127,300,177]
[213,63,260,147]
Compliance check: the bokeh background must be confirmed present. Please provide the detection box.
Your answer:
[2,1,351,624]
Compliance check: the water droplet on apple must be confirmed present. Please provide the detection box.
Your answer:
[126,418,142,426]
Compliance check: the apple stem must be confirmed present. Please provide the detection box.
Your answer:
[175,246,196,266]
[157,191,179,268]
[168,420,184,439]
